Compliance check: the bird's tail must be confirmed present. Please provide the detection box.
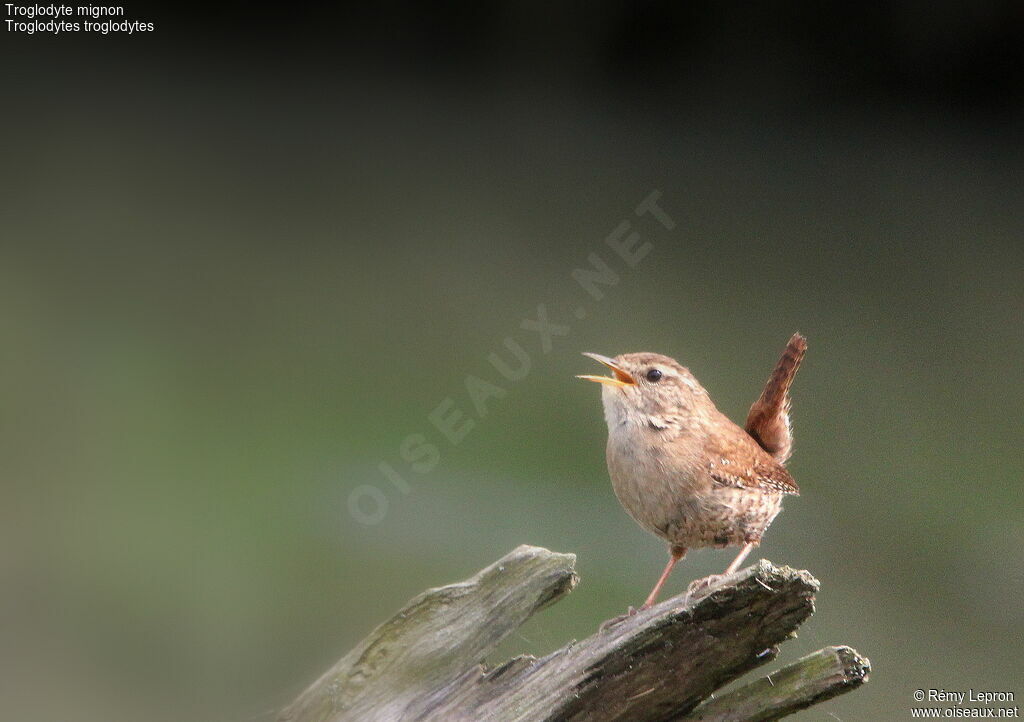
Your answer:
[745,333,807,463]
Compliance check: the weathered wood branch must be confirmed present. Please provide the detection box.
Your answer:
[681,646,870,721]
[279,545,578,722]
[280,545,869,722]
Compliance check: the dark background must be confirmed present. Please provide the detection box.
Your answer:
[2,3,1022,720]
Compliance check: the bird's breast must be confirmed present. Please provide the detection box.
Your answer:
[605,423,705,539]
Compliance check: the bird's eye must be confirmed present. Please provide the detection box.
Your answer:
[646,368,663,382]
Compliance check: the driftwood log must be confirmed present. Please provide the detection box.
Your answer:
[280,545,868,721]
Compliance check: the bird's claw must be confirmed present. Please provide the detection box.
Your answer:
[599,605,638,631]
[687,573,729,595]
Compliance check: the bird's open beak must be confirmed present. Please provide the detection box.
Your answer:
[577,352,636,387]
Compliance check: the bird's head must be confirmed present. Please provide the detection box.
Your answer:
[577,351,709,431]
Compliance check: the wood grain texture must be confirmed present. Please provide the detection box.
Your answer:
[279,546,868,722]
[278,545,578,722]
[681,645,870,721]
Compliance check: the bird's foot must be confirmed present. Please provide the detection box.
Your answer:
[687,573,729,596]
[599,605,639,632]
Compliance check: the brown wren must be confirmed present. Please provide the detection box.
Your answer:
[578,334,807,611]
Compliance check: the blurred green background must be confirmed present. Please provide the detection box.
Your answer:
[2,3,1022,720]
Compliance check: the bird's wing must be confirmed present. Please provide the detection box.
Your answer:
[745,333,807,463]
[706,423,800,495]
[709,458,800,495]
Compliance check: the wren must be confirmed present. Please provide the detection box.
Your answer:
[579,334,807,611]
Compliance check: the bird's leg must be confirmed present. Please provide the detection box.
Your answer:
[599,545,686,632]
[687,542,757,595]
[640,545,687,610]
[724,541,755,575]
